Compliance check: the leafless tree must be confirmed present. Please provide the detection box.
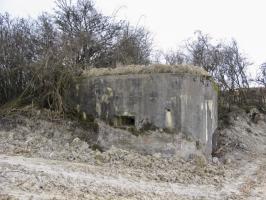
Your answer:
[113,23,152,66]
[151,50,164,64]
[0,13,37,105]
[54,0,123,68]
[185,31,222,75]
[164,50,187,65]
[217,40,250,91]
[256,63,266,87]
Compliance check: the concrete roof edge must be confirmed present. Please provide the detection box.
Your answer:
[81,64,210,78]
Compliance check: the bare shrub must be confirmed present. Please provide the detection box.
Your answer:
[0,0,153,112]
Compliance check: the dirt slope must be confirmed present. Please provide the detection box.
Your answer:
[0,110,265,200]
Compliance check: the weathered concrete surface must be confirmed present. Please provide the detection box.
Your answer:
[69,73,217,157]
[97,121,197,158]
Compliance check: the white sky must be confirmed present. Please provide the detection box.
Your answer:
[1,0,266,77]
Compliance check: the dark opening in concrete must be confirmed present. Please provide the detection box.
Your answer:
[115,115,135,127]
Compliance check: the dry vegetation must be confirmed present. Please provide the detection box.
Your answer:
[82,64,210,77]
[0,108,265,199]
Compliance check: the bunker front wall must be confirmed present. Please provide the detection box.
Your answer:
[70,73,217,155]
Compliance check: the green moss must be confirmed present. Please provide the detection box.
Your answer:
[205,76,219,94]
[211,79,220,94]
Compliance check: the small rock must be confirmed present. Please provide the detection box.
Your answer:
[239,143,248,150]
[212,157,219,164]
[153,153,161,159]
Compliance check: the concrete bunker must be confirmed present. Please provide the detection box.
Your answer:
[69,65,218,157]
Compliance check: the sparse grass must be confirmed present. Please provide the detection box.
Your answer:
[82,64,210,77]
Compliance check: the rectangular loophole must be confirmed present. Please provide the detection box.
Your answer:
[114,116,135,127]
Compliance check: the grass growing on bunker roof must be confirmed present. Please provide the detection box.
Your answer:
[82,64,210,77]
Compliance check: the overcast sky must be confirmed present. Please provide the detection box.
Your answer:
[1,0,266,76]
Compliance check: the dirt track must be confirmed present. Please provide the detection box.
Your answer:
[0,154,265,200]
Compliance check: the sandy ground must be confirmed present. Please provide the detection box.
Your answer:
[0,109,265,200]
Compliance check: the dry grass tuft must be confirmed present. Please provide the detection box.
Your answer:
[82,64,210,77]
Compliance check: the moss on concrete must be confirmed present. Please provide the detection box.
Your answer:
[211,80,219,94]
